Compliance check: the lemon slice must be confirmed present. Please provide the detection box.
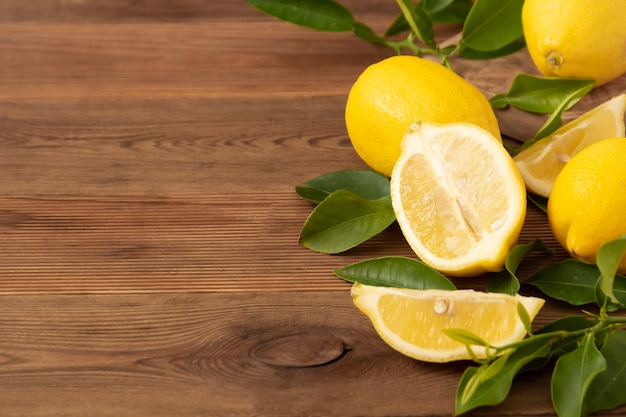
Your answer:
[514,93,626,198]
[352,283,545,363]
[390,121,526,277]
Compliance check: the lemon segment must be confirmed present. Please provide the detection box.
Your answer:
[390,121,526,277]
[548,137,626,274]
[514,94,626,198]
[345,55,500,177]
[352,284,545,363]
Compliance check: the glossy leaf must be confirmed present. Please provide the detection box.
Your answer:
[333,256,456,290]
[525,259,602,306]
[535,316,596,335]
[427,0,472,23]
[299,190,395,253]
[396,0,436,48]
[521,316,597,372]
[530,84,594,142]
[459,36,525,60]
[384,0,471,36]
[583,329,626,415]
[353,22,385,44]
[551,335,607,417]
[517,302,533,335]
[443,328,489,348]
[295,169,390,204]
[246,0,355,32]
[455,338,553,414]
[487,239,553,295]
[528,193,548,213]
[460,0,524,52]
[596,235,626,307]
[489,75,594,113]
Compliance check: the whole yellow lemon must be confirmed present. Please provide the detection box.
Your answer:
[522,0,626,86]
[345,56,500,177]
[548,137,626,274]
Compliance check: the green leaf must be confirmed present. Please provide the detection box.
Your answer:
[487,239,553,295]
[460,0,524,52]
[528,193,548,213]
[455,338,553,414]
[527,259,626,308]
[459,36,525,60]
[396,0,436,48]
[489,74,594,113]
[535,316,596,335]
[427,0,472,23]
[299,190,395,253]
[333,256,456,290]
[353,22,385,44]
[384,0,471,37]
[246,0,355,32]
[522,316,597,372]
[517,302,533,335]
[596,235,626,307]
[530,84,594,142]
[525,259,602,306]
[443,328,489,348]
[583,329,626,415]
[295,169,390,204]
[551,335,607,417]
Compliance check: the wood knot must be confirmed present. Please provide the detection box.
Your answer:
[251,331,346,368]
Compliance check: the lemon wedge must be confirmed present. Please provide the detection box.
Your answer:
[390,121,526,277]
[514,93,626,198]
[352,283,545,363]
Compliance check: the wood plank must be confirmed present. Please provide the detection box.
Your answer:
[0,21,393,99]
[0,193,567,294]
[0,0,401,23]
[0,291,612,417]
[0,96,365,195]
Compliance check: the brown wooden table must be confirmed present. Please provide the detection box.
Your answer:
[1,1,625,416]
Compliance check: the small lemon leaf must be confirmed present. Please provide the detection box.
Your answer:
[443,328,489,348]
[299,190,395,253]
[396,0,436,48]
[489,74,594,113]
[596,235,626,308]
[334,256,456,290]
[384,0,471,36]
[353,22,385,44]
[583,329,626,415]
[459,35,525,60]
[487,239,553,295]
[295,169,390,204]
[460,0,524,52]
[551,334,607,417]
[455,338,552,414]
[530,83,595,143]
[525,259,626,306]
[517,302,533,335]
[528,193,548,213]
[246,0,355,32]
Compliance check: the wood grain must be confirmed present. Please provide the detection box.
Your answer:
[1,1,626,416]
[0,291,583,417]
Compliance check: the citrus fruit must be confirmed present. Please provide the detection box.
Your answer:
[351,283,545,363]
[390,121,526,277]
[514,94,626,198]
[548,137,626,274]
[345,55,500,177]
[522,0,626,86]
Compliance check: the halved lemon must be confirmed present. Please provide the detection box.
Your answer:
[352,283,545,363]
[390,121,526,277]
[514,93,626,198]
